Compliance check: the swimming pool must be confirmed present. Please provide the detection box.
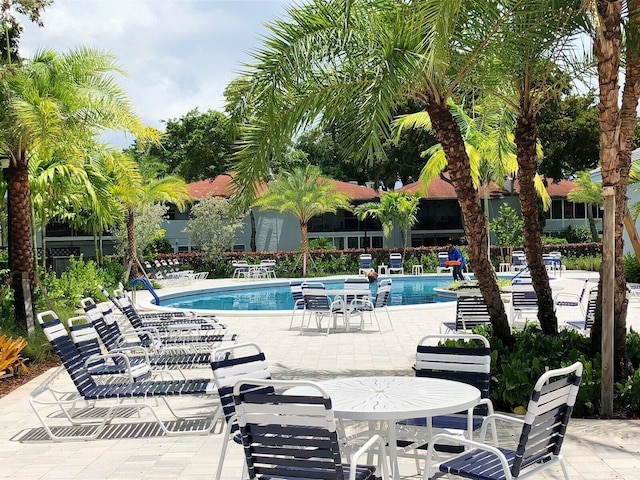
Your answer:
[157,275,456,312]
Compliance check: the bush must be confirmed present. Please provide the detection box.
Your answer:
[624,253,640,283]
[36,256,114,311]
[562,255,602,271]
[563,225,593,243]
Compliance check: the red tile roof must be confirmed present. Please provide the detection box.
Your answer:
[397,175,576,199]
[187,173,379,201]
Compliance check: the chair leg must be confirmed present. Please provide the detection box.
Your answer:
[215,420,234,480]
[559,455,571,480]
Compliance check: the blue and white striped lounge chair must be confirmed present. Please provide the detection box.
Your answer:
[233,378,389,480]
[68,314,215,372]
[210,342,273,480]
[31,311,218,441]
[389,253,404,274]
[424,361,583,480]
[437,252,453,274]
[81,297,237,354]
[359,253,373,274]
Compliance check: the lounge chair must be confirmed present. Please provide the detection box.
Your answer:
[436,252,453,274]
[440,295,491,333]
[31,311,218,441]
[68,314,215,373]
[81,297,237,353]
[210,342,273,480]
[424,362,583,480]
[389,253,404,274]
[396,334,496,465]
[233,378,389,480]
[358,253,373,274]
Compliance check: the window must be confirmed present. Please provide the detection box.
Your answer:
[347,237,359,249]
[551,199,563,219]
[574,202,586,219]
[563,200,574,219]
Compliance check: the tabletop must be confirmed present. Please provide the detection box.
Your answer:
[288,376,480,420]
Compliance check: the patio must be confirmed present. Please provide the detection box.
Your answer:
[1,271,639,479]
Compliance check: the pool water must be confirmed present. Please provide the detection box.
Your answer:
[159,276,455,311]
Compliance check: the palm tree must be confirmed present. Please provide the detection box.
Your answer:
[354,192,419,254]
[231,0,515,343]
[0,47,157,330]
[253,165,351,276]
[567,171,603,242]
[108,152,191,280]
[588,0,640,383]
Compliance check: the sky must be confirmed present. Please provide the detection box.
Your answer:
[18,0,291,147]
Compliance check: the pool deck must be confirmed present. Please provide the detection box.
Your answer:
[2,270,640,479]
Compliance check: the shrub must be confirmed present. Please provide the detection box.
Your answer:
[562,255,602,271]
[623,253,640,283]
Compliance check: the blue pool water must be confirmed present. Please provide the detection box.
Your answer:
[158,276,456,311]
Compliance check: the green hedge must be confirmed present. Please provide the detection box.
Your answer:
[157,243,602,279]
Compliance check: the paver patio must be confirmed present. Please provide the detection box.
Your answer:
[1,271,638,479]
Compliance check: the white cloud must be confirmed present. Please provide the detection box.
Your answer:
[19,0,290,145]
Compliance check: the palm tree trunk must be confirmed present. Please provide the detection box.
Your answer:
[514,110,557,334]
[126,208,138,279]
[591,0,638,379]
[427,100,512,345]
[6,155,36,331]
[586,205,599,242]
[250,210,257,252]
[300,222,309,276]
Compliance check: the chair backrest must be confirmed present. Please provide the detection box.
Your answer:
[233,378,344,480]
[301,286,331,312]
[211,342,272,433]
[415,333,491,413]
[344,277,370,303]
[438,252,449,267]
[389,253,402,268]
[512,287,538,310]
[289,280,305,309]
[374,280,392,308]
[455,295,491,330]
[512,253,527,266]
[359,253,372,269]
[67,315,113,370]
[36,311,98,395]
[584,287,598,329]
[511,362,583,477]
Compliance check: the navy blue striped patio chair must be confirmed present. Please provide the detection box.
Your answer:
[510,286,538,325]
[389,253,404,274]
[233,378,389,480]
[301,283,346,334]
[554,279,591,318]
[441,295,491,333]
[210,342,273,480]
[565,288,597,333]
[396,334,496,469]
[349,278,394,332]
[288,280,306,330]
[424,361,583,480]
[32,311,218,441]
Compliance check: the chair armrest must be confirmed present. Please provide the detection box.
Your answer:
[425,432,511,480]
[479,413,524,441]
[554,292,580,303]
[349,433,388,480]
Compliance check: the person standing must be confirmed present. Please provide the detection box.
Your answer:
[447,244,467,281]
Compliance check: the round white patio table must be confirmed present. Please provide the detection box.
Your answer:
[288,376,480,479]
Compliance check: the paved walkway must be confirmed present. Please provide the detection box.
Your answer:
[1,271,639,479]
